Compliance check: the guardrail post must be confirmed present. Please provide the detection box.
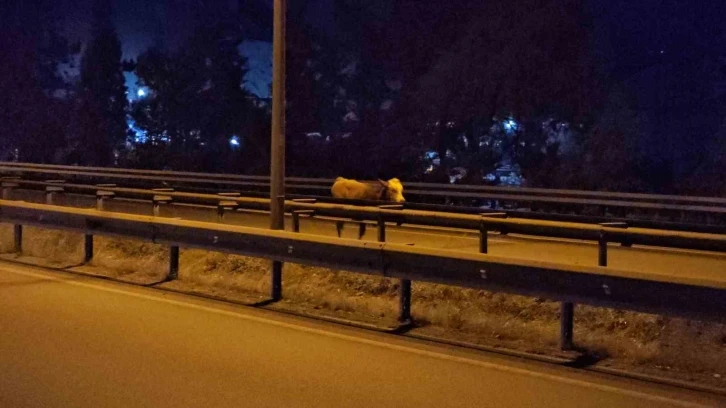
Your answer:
[560,222,620,351]
[13,224,22,253]
[152,195,172,217]
[560,222,620,350]
[560,224,616,350]
[399,278,412,324]
[45,186,64,205]
[291,210,314,233]
[358,222,366,239]
[96,190,115,211]
[84,233,93,263]
[270,261,282,301]
[1,181,18,200]
[377,215,386,242]
[88,190,115,262]
[480,220,488,254]
[480,213,506,253]
[560,302,574,350]
[217,201,238,223]
[168,245,179,280]
[292,211,301,233]
[598,230,608,267]
[377,213,412,323]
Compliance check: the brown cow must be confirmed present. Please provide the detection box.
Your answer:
[331,177,405,203]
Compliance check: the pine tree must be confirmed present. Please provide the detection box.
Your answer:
[0,0,77,162]
[130,15,263,172]
[75,0,127,165]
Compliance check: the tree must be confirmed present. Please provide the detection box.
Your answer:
[0,0,77,162]
[130,17,266,172]
[74,0,127,166]
[283,0,432,179]
[410,0,597,183]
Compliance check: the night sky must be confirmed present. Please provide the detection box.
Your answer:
[54,0,726,102]
[56,0,275,98]
[58,0,159,59]
[55,0,340,99]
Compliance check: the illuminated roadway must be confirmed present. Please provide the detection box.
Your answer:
[0,262,723,408]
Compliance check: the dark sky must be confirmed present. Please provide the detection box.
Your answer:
[56,0,335,98]
[55,0,726,62]
[54,0,725,100]
[58,0,243,59]
[57,0,334,57]
[58,0,152,59]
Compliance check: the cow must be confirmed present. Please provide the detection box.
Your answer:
[331,177,405,203]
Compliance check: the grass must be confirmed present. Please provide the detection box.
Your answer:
[1,224,723,385]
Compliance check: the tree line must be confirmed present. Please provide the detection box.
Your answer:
[2,0,725,196]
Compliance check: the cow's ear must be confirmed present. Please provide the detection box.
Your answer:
[378,179,389,187]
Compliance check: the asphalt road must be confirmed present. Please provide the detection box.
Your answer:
[8,190,726,282]
[0,262,723,408]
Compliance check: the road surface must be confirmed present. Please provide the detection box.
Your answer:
[0,262,722,408]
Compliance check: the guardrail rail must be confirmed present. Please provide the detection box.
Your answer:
[2,162,725,233]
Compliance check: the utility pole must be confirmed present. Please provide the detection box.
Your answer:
[269,0,286,301]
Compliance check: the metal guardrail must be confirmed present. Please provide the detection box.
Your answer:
[1,200,725,350]
[6,171,726,235]
[4,179,726,254]
[2,162,726,213]
[1,161,724,203]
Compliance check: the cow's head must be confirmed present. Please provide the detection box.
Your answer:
[378,178,405,202]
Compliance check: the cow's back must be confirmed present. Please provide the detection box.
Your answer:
[331,178,380,200]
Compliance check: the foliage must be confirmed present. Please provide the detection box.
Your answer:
[129,18,269,172]
[72,0,128,166]
[0,0,78,162]
[4,0,726,197]
[409,0,597,183]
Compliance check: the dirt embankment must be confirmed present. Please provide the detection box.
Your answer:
[1,224,724,388]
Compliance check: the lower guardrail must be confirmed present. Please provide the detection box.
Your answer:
[1,199,725,351]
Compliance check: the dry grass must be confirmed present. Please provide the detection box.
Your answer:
[0,225,84,264]
[1,224,723,383]
[91,237,168,280]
